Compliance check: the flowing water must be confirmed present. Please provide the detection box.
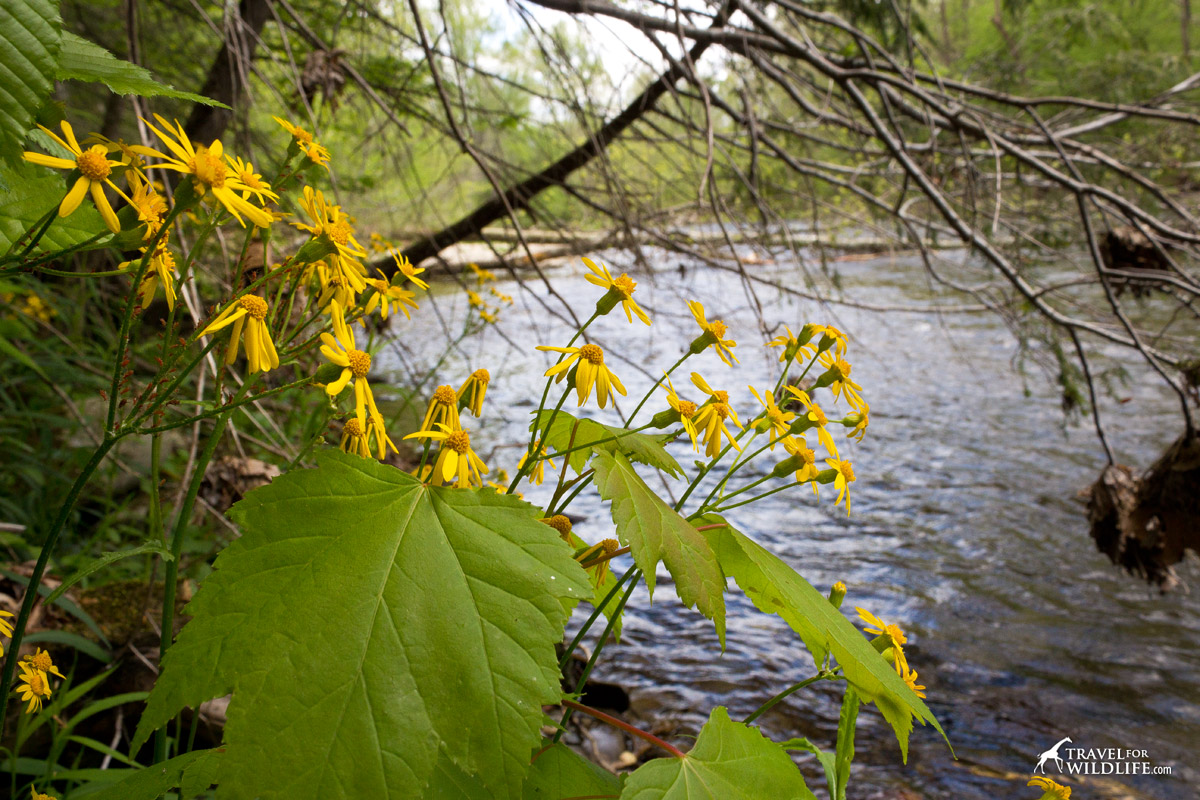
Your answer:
[383,246,1199,799]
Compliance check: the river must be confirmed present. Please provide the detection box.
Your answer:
[383,245,1198,799]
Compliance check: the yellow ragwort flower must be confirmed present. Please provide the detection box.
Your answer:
[467,290,486,309]
[340,416,372,458]
[143,115,273,227]
[541,514,573,541]
[663,373,700,451]
[294,186,367,266]
[840,405,869,443]
[690,372,743,458]
[126,172,168,239]
[368,414,398,461]
[200,295,280,373]
[469,262,496,284]
[224,154,279,205]
[687,301,738,366]
[31,787,58,800]
[457,368,491,417]
[518,439,557,486]
[364,270,419,321]
[82,131,164,178]
[1027,776,1071,800]
[403,423,489,487]
[23,121,128,232]
[781,436,820,493]
[537,343,626,410]
[393,252,429,290]
[583,256,650,326]
[749,386,795,449]
[273,116,331,167]
[15,661,52,714]
[321,301,379,428]
[826,455,856,515]
[901,663,927,699]
[419,384,461,434]
[785,386,837,454]
[0,609,13,653]
[766,324,818,363]
[134,245,178,311]
[857,607,906,672]
[22,648,65,682]
[816,351,866,411]
[480,310,498,325]
[812,324,848,357]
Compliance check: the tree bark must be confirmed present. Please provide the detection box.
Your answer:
[184,0,273,143]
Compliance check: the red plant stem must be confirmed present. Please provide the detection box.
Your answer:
[693,523,728,531]
[579,546,631,569]
[561,699,686,759]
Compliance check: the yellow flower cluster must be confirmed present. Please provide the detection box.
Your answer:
[402,368,495,487]
[13,648,63,715]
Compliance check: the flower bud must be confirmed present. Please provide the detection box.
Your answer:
[688,330,717,355]
[814,467,839,485]
[771,454,805,478]
[650,408,681,429]
[828,581,847,609]
[594,287,622,316]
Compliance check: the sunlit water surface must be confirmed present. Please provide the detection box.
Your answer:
[380,246,1198,799]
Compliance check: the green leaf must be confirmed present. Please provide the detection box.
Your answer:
[73,749,218,799]
[701,517,946,760]
[778,737,837,797]
[532,410,683,478]
[55,32,226,106]
[23,630,110,663]
[620,707,815,800]
[134,451,590,799]
[524,743,622,798]
[592,451,725,645]
[0,0,61,162]
[0,161,108,254]
[45,540,171,605]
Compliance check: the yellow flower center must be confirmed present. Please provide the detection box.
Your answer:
[768,409,787,426]
[710,320,727,339]
[76,146,111,181]
[544,514,572,536]
[840,461,856,482]
[29,673,48,696]
[237,295,268,320]
[471,368,491,384]
[833,359,851,380]
[810,407,828,427]
[446,430,470,454]
[192,146,227,188]
[601,538,620,554]
[294,128,314,145]
[433,385,456,404]
[329,218,352,246]
[343,418,364,437]
[797,446,815,465]
[28,651,52,672]
[714,390,729,404]
[579,344,604,365]
[714,402,731,420]
[677,400,697,418]
[885,623,905,645]
[347,349,371,378]
[614,273,636,297]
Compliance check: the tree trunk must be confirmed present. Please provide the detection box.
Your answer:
[184,0,273,143]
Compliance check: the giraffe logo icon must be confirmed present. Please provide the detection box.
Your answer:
[1035,737,1073,773]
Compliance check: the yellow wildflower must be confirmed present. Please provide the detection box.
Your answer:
[1027,776,1071,799]
[133,245,178,311]
[690,372,743,458]
[541,514,573,541]
[467,290,486,309]
[31,787,58,800]
[200,295,280,373]
[273,116,331,167]
[126,172,168,238]
[663,374,700,451]
[0,608,13,640]
[469,262,496,283]
[224,154,278,205]
[901,664,926,699]
[368,414,398,461]
[840,405,869,442]
[687,301,738,366]
[489,287,513,304]
[419,384,461,434]
[816,351,866,411]
[143,115,273,227]
[583,256,650,326]
[340,416,372,458]
[364,270,419,321]
[857,606,907,672]
[23,121,127,232]
[293,187,368,283]
[15,661,52,714]
[766,325,818,363]
[457,368,491,416]
[403,423,489,487]
[785,387,836,454]
[480,310,498,325]
[537,343,626,410]
[826,455,856,515]
[320,300,379,428]
[82,131,164,176]
[22,648,64,681]
[311,260,359,311]
[812,324,848,357]
[518,440,557,486]
[780,436,820,492]
[749,386,795,449]
[393,252,429,290]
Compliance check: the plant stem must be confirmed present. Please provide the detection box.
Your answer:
[561,700,685,759]
[626,351,690,423]
[0,437,117,733]
[744,671,841,724]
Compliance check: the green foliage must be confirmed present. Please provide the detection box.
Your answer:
[702,517,944,759]
[533,409,683,477]
[55,31,224,106]
[74,749,219,799]
[525,742,625,797]
[592,450,726,645]
[621,707,816,800]
[0,0,61,162]
[0,161,109,254]
[133,451,590,799]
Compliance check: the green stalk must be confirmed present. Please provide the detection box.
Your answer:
[744,670,841,724]
[0,437,117,733]
[626,350,690,423]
